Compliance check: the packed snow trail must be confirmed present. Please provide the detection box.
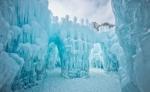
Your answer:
[16,68,121,92]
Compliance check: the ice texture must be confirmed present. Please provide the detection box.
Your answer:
[112,0,150,92]
[0,0,50,91]
[0,0,121,88]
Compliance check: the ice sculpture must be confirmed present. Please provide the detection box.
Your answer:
[112,0,150,92]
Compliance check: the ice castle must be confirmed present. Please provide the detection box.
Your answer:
[0,0,150,92]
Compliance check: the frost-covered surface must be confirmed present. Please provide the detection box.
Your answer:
[112,0,150,92]
[15,68,121,92]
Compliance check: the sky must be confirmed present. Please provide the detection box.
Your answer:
[48,0,115,24]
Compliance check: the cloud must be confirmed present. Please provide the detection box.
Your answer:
[48,0,115,24]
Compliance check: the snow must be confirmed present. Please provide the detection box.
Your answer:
[16,68,121,92]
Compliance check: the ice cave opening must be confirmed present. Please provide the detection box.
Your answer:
[89,43,104,69]
[0,0,150,92]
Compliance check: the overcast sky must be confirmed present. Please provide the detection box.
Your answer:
[48,0,115,24]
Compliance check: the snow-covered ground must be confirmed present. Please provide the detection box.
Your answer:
[17,68,121,92]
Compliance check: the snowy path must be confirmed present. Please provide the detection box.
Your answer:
[19,69,121,92]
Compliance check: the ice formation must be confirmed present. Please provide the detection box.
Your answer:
[0,0,119,91]
[112,0,150,92]
[0,0,149,92]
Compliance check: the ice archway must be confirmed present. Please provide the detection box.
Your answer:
[47,23,120,78]
[89,43,105,69]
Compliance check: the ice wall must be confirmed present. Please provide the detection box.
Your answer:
[55,16,97,78]
[0,0,122,91]
[0,0,51,91]
[58,17,121,78]
[112,0,150,92]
